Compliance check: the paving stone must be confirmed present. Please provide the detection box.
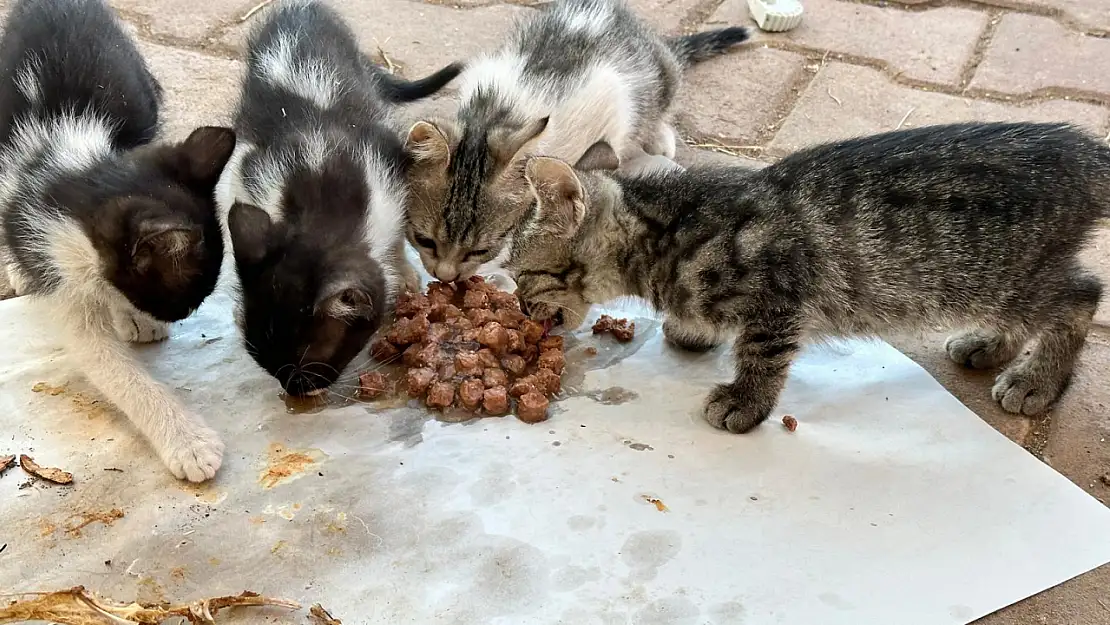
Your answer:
[770,63,1110,155]
[109,0,255,43]
[626,0,702,33]
[676,46,809,143]
[971,14,1110,98]
[220,0,532,79]
[139,42,243,141]
[710,0,988,85]
[986,0,1110,33]
[675,144,767,169]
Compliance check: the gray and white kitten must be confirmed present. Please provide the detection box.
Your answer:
[504,123,1110,433]
[404,0,749,282]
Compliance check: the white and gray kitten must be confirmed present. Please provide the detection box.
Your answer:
[404,0,749,282]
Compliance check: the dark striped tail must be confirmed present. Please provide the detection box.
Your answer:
[667,26,751,67]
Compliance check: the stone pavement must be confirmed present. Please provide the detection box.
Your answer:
[3,0,1110,621]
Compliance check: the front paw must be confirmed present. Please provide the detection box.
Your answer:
[703,384,770,433]
[113,309,170,343]
[663,319,720,353]
[160,424,225,483]
[400,258,422,293]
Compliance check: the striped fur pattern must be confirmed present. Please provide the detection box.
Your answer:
[505,122,1110,433]
[0,0,237,481]
[404,0,749,283]
[215,0,462,397]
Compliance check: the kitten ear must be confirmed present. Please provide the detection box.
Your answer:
[227,202,274,266]
[317,283,375,321]
[131,219,198,271]
[574,141,620,172]
[406,121,451,166]
[524,156,585,238]
[158,126,237,190]
[489,117,549,165]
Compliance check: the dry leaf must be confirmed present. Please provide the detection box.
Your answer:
[19,455,73,484]
[309,603,343,624]
[0,586,300,624]
[0,455,15,475]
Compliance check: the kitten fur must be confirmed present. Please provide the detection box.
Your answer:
[505,122,1110,433]
[215,0,462,397]
[405,0,749,283]
[0,0,237,481]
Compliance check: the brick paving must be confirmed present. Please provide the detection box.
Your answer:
[3,0,1110,621]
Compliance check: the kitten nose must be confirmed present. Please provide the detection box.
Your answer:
[434,265,460,283]
[285,372,321,398]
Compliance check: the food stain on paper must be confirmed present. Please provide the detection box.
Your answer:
[641,495,669,513]
[64,508,125,536]
[181,482,228,505]
[31,382,67,396]
[259,443,328,489]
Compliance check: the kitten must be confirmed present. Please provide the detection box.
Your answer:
[0,0,237,480]
[404,0,749,282]
[505,122,1110,433]
[215,0,462,397]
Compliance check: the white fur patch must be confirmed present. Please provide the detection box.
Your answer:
[13,56,42,104]
[557,0,613,36]
[361,152,407,293]
[256,33,341,110]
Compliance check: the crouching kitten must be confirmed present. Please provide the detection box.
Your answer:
[505,123,1110,433]
[0,0,236,480]
[216,0,462,397]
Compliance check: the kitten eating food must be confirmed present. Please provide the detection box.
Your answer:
[215,0,463,398]
[404,0,750,283]
[505,122,1110,433]
[0,0,236,481]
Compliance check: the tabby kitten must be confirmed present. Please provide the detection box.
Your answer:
[506,123,1110,433]
[0,0,236,480]
[216,0,462,397]
[404,0,749,282]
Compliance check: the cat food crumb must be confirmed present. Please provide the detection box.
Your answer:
[501,354,527,375]
[458,379,485,410]
[509,377,537,398]
[454,351,483,376]
[592,315,635,342]
[387,315,430,345]
[406,368,436,397]
[533,368,562,396]
[584,346,598,356]
[538,349,565,374]
[462,289,489,309]
[520,320,545,344]
[370,338,400,361]
[483,386,509,415]
[517,392,550,424]
[395,293,430,317]
[538,335,564,351]
[358,372,389,398]
[426,382,455,409]
[782,415,798,432]
[478,322,509,353]
[483,367,509,388]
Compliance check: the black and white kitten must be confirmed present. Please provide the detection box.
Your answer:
[506,123,1110,433]
[0,0,237,481]
[216,0,462,397]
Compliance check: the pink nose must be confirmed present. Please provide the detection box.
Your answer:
[434,266,459,282]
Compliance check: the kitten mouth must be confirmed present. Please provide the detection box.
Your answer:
[301,388,328,397]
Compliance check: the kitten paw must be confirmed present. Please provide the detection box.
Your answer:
[945,330,1020,370]
[663,319,720,352]
[161,425,225,483]
[113,309,170,343]
[400,259,422,293]
[992,360,1065,416]
[703,384,769,433]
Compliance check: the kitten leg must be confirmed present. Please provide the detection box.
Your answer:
[704,315,801,433]
[663,317,722,352]
[58,299,224,482]
[992,272,1101,415]
[395,239,421,293]
[110,305,170,343]
[643,122,678,159]
[944,328,1026,370]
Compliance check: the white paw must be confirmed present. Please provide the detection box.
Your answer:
[161,424,225,483]
[112,308,170,343]
[401,259,422,293]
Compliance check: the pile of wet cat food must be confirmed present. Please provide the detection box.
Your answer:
[360,276,565,423]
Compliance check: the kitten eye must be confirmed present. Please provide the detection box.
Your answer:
[414,235,437,250]
[465,249,489,260]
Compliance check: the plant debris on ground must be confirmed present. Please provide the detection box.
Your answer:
[0,587,299,624]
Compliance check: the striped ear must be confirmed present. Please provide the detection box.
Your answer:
[406,121,451,167]
[489,117,549,165]
[523,156,585,238]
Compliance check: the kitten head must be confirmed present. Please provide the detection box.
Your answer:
[226,162,389,398]
[403,116,550,282]
[91,126,236,321]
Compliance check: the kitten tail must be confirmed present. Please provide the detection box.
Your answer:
[378,62,465,103]
[667,27,751,67]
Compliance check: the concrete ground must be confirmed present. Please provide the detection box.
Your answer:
[3,0,1109,621]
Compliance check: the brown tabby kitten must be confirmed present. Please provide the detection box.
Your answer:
[503,122,1110,433]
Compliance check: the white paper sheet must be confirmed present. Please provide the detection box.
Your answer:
[2,288,1109,625]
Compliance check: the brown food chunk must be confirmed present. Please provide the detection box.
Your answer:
[438,363,457,381]
[521,344,539,363]
[460,328,482,342]
[401,344,422,367]
[427,281,456,299]
[592,315,635,341]
[406,368,436,396]
[509,376,537,398]
[477,348,500,368]
[446,316,474,331]
[426,382,456,408]
[483,367,509,388]
[462,289,489,309]
[516,392,550,424]
[403,342,441,368]
[478,322,509,353]
[427,322,453,343]
[506,329,525,353]
[370,338,400,362]
[538,335,564,351]
[501,354,527,375]
[386,315,430,345]
[782,415,799,432]
[467,308,498,326]
[18,455,74,484]
[496,308,526,330]
[610,322,635,342]
[520,320,545,344]
[455,351,483,376]
[458,379,486,410]
[464,275,491,291]
[358,372,389,398]
[483,386,510,415]
[488,290,519,311]
[584,346,598,356]
[428,303,463,322]
[395,292,430,317]
[537,349,565,374]
[533,368,562,396]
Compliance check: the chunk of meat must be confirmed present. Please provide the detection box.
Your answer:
[437,363,457,381]
[533,368,562,396]
[538,349,565,374]
[455,351,483,376]
[403,342,440,368]
[483,386,510,415]
[592,315,635,341]
[506,329,525,354]
[459,379,485,410]
[427,322,453,343]
[446,315,474,331]
[406,368,436,397]
[610,321,635,342]
[501,354,527,375]
[370,338,400,362]
[520,320,545,345]
[467,308,498,326]
[478,322,509,353]
[427,281,456,300]
[386,315,430,345]
[521,344,539,364]
[483,367,509,388]
[509,377,537,398]
[462,289,489,310]
[488,290,519,311]
[428,303,463,322]
[782,415,798,432]
[538,335,564,351]
[395,293,430,317]
[516,392,550,424]
[477,348,500,368]
[426,381,456,408]
[496,308,526,330]
[359,371,390,398]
